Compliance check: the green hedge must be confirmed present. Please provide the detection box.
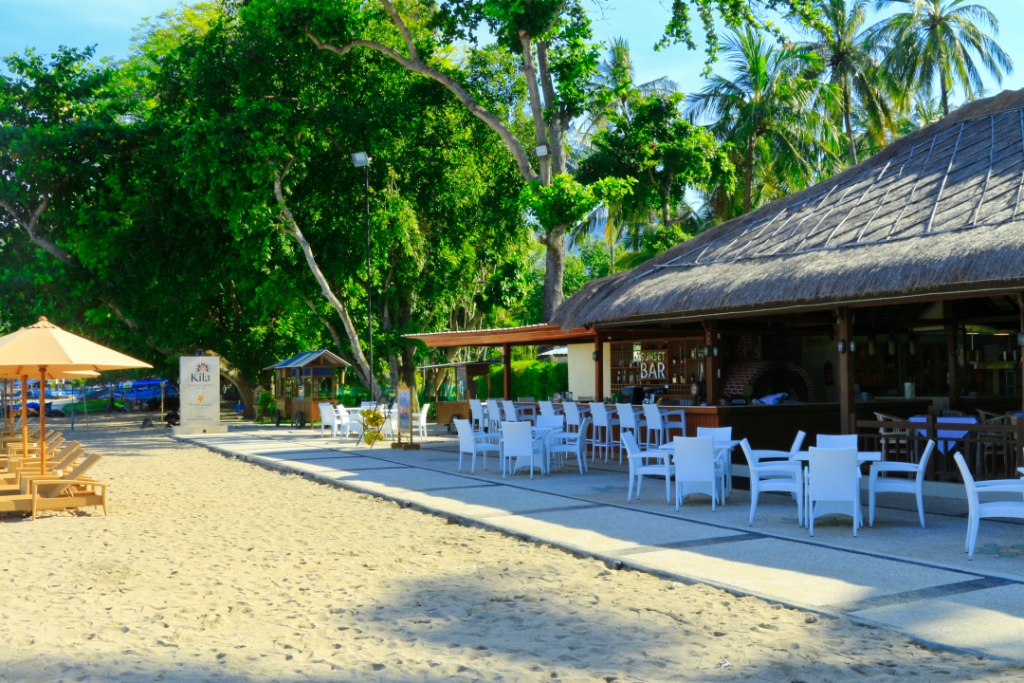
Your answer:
[474,361,568,400]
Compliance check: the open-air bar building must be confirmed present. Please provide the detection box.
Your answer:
[415,89,1024,492]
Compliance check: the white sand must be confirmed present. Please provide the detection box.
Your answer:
[1,420,1021,682]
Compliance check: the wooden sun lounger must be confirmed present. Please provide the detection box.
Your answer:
[0,475,108,520]
[1,443,83,485]
[0,425,40,446]
[4,433,64,457]
[1,450,98,495]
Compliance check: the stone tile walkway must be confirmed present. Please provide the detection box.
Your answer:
[176,425,1024,662]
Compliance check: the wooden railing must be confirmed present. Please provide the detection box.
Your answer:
[854,416,1024,482]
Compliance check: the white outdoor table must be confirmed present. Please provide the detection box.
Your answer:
[908,415,977,454]
[789,450,881,463]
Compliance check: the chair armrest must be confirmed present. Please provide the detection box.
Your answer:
[975,478,1024,487]
[976,484,1024,494]
[752,450,792,461]
[870,462,919,474]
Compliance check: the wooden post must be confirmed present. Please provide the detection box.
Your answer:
[594,336,604,401]
[38,367,46,475]
[502,343,512,400]
[20,375,28,462]
[837,308,854,434]
[1018,293,1024,420]
[944,301,958,412]
[704,320,721,405]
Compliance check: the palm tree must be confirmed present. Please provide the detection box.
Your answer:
[805,0,893,165]
[686,28,838,215]
[870,0,1012,117]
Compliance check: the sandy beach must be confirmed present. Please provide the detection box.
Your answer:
[2,419,1022,682]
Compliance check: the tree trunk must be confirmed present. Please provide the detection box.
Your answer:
[843,83,858,166]
[939,64,949,117]
[542,227,566,322]
[401,343,419,413]
[211,351,257,419]
[274,173,382,398]
[744,135,755,214]
[518,31,550,184]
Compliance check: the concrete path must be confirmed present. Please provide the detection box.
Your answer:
[176,426,1024,662]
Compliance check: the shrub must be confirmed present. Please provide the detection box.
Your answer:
[474,361,568,400]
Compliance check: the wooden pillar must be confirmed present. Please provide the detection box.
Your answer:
[704,321,722,405]
[594,335,604,401]
[1018,294,1024,419]
[944,300,958,411]
[837,308,855,434]
[502,343,512,400]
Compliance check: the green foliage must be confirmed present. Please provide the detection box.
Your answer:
[519,174,632,234]
[474,361,568,401]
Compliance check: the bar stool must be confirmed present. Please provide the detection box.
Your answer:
[615,403,646,465]
[589,402,619,463]
[642,403,668,450]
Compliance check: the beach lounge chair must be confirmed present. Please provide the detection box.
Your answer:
[4,449,101,495]
[2,442,83,485]
[0,453,108,519]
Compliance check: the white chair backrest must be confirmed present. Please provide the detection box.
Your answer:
[469,399,484,424]
[319,403,336,424]
[563,402,580,427]
[817,434,858,449]
[791,430,807,453]
[642,403,664,430]
[673,436,716,479]
[576,417,591,441]
[589,402,609,427]
[953,452,978,519]
[485,400,503,427]
[502,422,533,458]
[738,438,756,469]
[696,426,732,441]
[501,400,518,422]
[536,414,564,430]
[335,404,350,422]
[621,431,642,457]
[616,404,638,432]
[916,440,935,482]
[418,403,430,428]
[539,400,556,416]
[454,418,475,452]
[807,447,858,500]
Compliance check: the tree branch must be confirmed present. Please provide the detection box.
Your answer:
[304,30,538,183]
[379,0,418,62]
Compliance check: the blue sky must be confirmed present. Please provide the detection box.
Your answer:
[3,0,1023,103]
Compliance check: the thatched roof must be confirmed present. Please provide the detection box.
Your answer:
[554,88,1024,329]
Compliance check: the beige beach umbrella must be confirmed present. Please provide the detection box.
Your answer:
[0,317,151,473]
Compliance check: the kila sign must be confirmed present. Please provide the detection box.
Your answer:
[174,356,227,435]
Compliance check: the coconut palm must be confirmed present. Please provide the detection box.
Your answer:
[805,0,893,165]
[870,0,1012,117]
[686,27,838,216]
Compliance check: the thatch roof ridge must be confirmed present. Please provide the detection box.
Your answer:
[554,88,1024,329]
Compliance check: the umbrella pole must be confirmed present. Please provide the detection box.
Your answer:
[39,368,46,475]
[20,375,28,462]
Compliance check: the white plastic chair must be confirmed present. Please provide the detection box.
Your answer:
[412,403,430,438]
[954,452,1024,559]
[485,399,503,434]
[549,417,590,475]
[805,447,861,536]
[562,401,581,433]
[673,436,724,511]
[623,432,673,504]
[535,414,564,431]
[501,400,519,424]
[469,399,486,432]
[869,440,934,528]
[588,403,618,462]
[642,404,668,449]
[615,403,646,465]
[454,418,500,474]
[697,426,734,494]
[740,438,803,526]
[754,431,806,463]
[335,405,362,440]
[539,400,557,417]
[817,434,858,449]
[501,421,545,479]
[319,402,339,437]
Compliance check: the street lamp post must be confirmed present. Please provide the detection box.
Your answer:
[351,151,373,400]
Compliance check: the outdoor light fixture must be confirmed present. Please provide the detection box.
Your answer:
[1018,332,1024,347]
[352,151,373,397]
[703,345,712,357]
[535,145,549,158]
[712,346,719,357]
[592,351,599,361]
[849,340,857,353]
[837,340,847,354]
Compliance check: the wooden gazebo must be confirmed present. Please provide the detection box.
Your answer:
[265,350,349,425]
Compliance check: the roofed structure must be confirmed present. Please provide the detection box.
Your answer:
[554,88,1024,328]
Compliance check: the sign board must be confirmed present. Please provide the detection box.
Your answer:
[397,384,412,433]
[174,356,227,435]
